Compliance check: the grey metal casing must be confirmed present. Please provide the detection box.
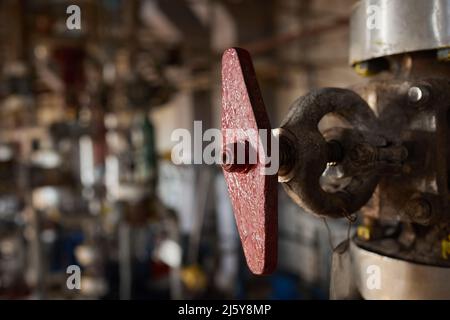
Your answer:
[350,0,450,64]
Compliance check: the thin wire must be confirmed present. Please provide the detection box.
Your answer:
[322,217,335,251]
[342,207,357,223]
[346,218,352,243]
[322,209,356,254]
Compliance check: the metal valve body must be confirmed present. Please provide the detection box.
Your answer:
[221,2,450,296]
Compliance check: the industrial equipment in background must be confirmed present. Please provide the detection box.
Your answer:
[221,0,450,299]
[0,0,183,299]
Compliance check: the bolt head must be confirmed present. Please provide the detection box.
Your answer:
[404,198,432,225]
[222,141,255,173]
[408,86,429,104]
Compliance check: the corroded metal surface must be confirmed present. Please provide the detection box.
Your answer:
[221,47,277,275]
[352,77,450,266]
[280,88,380,218]
[220,47,450,276]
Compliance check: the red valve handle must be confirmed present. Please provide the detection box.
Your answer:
[221,48,277,275]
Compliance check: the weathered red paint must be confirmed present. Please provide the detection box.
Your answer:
[221,47,278,275]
